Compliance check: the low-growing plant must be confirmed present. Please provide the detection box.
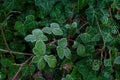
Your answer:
[0,0,120,80]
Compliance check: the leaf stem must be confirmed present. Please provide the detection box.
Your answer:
[0,48,34,56]
[11,56,33,80]
[0,24,14,59]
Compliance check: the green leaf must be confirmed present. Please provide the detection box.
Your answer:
[32,29,48,41]
[104,59,112,67]
[64,47,71,59]
[114,56,120,64]
[71,22,77,28]
[50,23,60,29]
[66,74,73,80]
[115,13,120,20]
[35,77,45,80]
[31,56,40,63]
[39,34,48,41]
[33,40,46,56]
[77,44,85,56]
[24,15,36,28]
[86,7,96,25]
[65,24,70,29]
[14,21,26,35]
[101,15,108,24]
[25,29,48,42]
[32,29,43,35]
[79,33,91,43]
[103,32,113,43]
[44,55,57,68]
[52,28,63,35]
[78,0,89,10]
[58,38,67,47]
[42,27,52,34]
[35,0,56,11]
[24,34,36,42]
[72,41,79,48]
[57,46,64,59]
[38,58,46,70]
[62,74,73,80]
[92,60,101,71]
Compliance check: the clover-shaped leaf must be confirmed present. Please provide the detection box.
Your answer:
[33,40,46,56]
[25,29,48,42]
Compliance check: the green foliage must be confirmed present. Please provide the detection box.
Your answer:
[0,0,120,80]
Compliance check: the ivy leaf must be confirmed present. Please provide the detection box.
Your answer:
[38,58,46,70]
[64,47,71,59]
[114,56,120,64]
[42,27,52,34]
[44,55,57,68]
[52,28,63,35]
[57,46,64,59]
[77,44,85,56]
[58,38,67,47]
[33,40,46,56]
[71,22,77,28]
